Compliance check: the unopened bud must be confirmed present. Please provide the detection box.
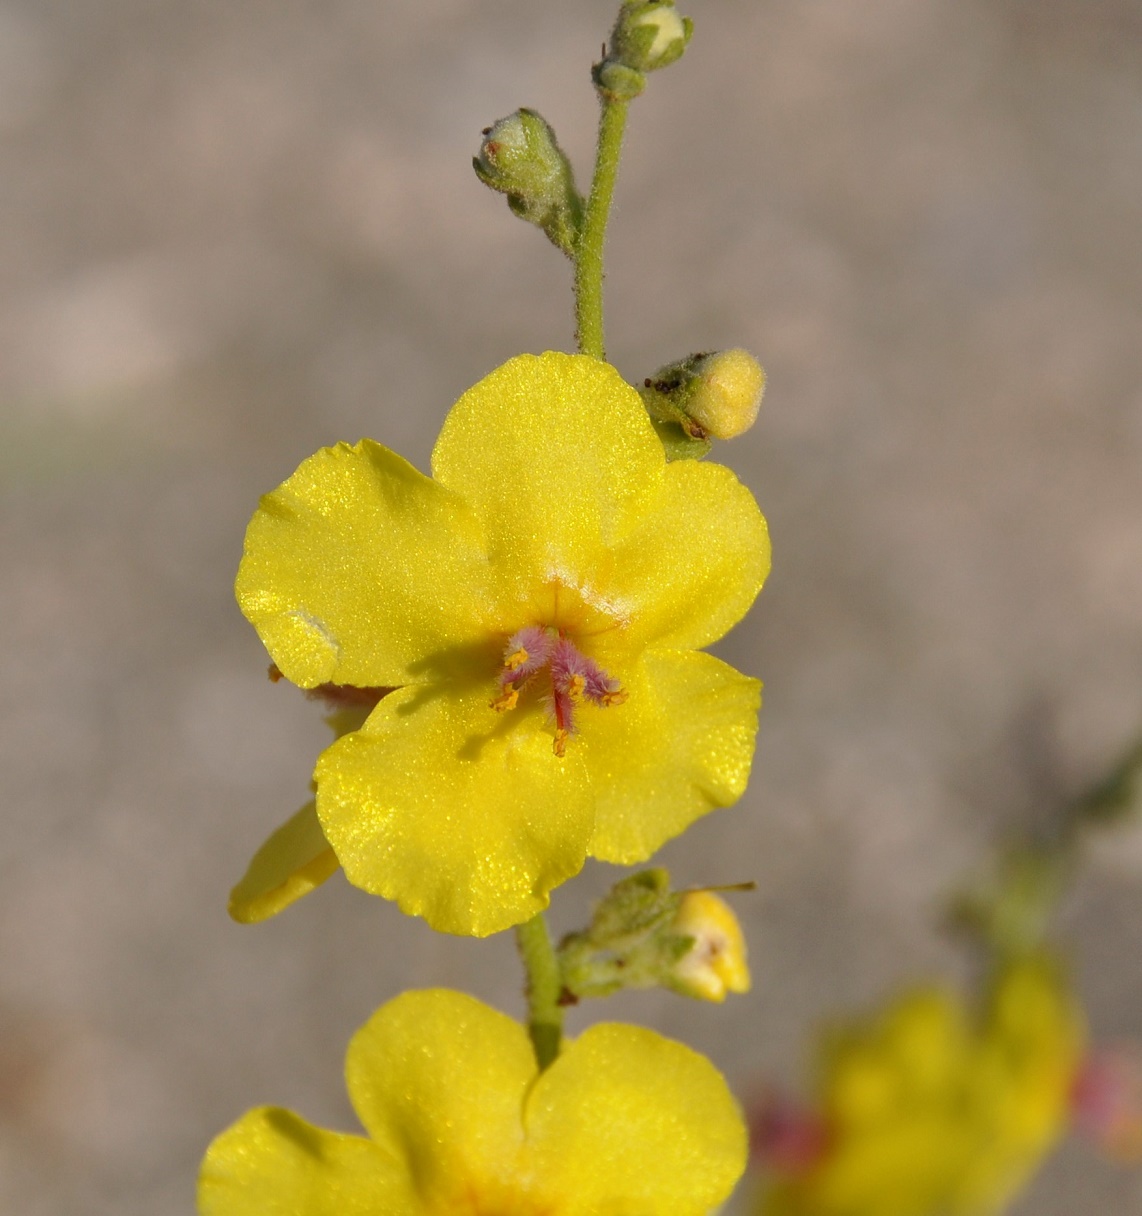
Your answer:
[557,869,751,1003]
[639,348,765,443]
[474,109,584,255]
[669,890,750,1002]
[610,1,693,74]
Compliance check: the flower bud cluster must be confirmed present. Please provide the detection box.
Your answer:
[558,868,750,1003]
[594,1,693,101]
[473,109,584,255]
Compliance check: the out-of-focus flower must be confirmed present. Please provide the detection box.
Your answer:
[1072,1046,1142,1163]
[198,988,747,1216]
[750,1088,832,1176]
[236,352,768,936]
[670,890,751,1001]
[756,954,1086,1216]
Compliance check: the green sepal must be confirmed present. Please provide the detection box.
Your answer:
[592,59,646,102]
[651,418,711,461]
[558,868,692,1000]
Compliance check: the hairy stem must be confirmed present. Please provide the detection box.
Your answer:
[574,96,630,360]
[516,913,564,1069]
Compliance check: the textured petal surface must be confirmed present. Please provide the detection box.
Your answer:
[345,990,534,1206]
[198,1107,416,1216]
[315,683,594,936]
[431,353,666,614]
[236,439,490,689]
[585,650,761,863]
[604,457,770,651]
[525,1023,747,1216]
[228,800,339,924]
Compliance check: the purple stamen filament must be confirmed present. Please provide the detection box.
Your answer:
[491,625,627,755]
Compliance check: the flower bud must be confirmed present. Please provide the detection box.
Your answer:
[473,109,584,255]
[669,890,750,1002]
[610,1,693,74]
[557,869,751,1003]
[639,348,765,443]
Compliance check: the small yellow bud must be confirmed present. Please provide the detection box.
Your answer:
[685,349,765,439]
[639,348,765,449]
[670,891,750,1002]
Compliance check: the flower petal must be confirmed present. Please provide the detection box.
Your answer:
[431,353,666,614]
[315,682,594,936]
[228,800,339,924]
[585,650,761,863]
[525,1023,747,1216]
[236,439,490,689]
[604,457,770,651]
[198,1106,416,1216]
[345,990,534,1206]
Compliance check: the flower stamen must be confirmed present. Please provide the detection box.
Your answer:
[495,625,626,755]
[491,687,520,713]
[505,647,530,672]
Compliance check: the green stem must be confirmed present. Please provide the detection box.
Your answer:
[515,913,564,1069]
[574,96,630,360]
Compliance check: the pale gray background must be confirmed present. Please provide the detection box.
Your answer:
[3,1,1142,1212]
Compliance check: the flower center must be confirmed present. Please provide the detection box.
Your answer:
[490,625,627,756]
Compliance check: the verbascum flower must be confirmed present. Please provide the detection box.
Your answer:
[198,988,748,1216]
[236,352,768,936]
[757,954,1085,1216]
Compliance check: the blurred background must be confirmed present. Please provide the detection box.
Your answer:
[3,0,1142,1211]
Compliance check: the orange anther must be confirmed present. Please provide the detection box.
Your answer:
[505,648,529,672]
[490,688,519,713]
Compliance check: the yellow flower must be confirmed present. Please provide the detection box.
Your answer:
[759,955,1086,1216]
[198,988,748,1216]
[236,352,768,935]
[670,890,752,1002]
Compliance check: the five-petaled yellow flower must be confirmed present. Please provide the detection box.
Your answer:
[757,954,1086,1216]
[236,352,769,935]
[198,988,748,1216]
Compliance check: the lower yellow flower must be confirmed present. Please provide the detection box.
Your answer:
[199,989,747,1216]
[757,954,1085,1216]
